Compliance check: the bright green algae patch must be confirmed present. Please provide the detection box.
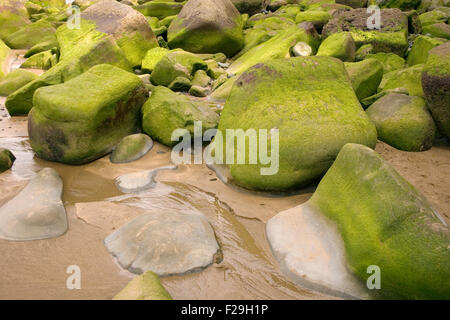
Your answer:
[113,271,172,300]
[28,64,147,164]
[309,143,450,299]
[0,69,38,96]
[216,56,377,191]
[345,58,383,100]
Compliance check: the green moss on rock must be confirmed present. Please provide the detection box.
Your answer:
[345,58,383,100]
[407,35,447,66]
[0,148,15,173]
[0,69,38,96]
[113,271,172,300]
[141,47,170,73]
[4,19,56,49]
[317,32,356,62]
[379,64,424,97]
[365,52,405,73]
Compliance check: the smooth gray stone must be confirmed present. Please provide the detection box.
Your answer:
[105,210,220,276]
[114,165,177,193]
[0,168,67,241]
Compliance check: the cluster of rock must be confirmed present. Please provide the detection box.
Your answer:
[0,0,449,299]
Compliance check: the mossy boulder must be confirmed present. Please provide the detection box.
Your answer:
[110,133,153,164]
[378,0,421,10]
[309,143,450,299]
[0,3,30,40]
[366,93,436,151]
[215,57,377,191]
[142,86,219,147]
[365,52,405,73]
[422,42,450,138]
[407,35,447,66]
[167,0,245,57]
[355,44,374,61]
[150,50,207,86]
[335,0,367,8]
[0,39,14,79]
[5,19,132,115]
[191,69,211,87]
[317,32,356,62]
[322,8,409,56]
[345,58,383,101]
[378,64,424,97]
[0,148,15,173]
[141,47,170,73]
[28,64,147,164]
[168,76,191,92]
[4,19,56,49]
[20,50,55,70]
[0,69,38,96]
[113,271,172,300]
[134,1,184,20]
[24,39,59,58]
[81,0,158,67]
[230,0,264,15]
[295,10,331,29]
[227,25,320,75]
[419,9,448,27]
[422,22,450,39]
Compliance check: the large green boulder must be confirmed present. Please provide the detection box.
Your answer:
[227,24,320,75]
[134,1,184,20]
[422,22,450,39]
[81,0,158,67]
[113,271,172,300]
[28,64,147,164]
[24,39,59,58]
[407,35,447,66]
[0,148,15,173]
[419,9,449,27]
[0,69,38,96]
[366,93,436,151]
[317,32,356,62]
[308,143,450,299]
[214,56,377,191]
[365,52,405,73]
[345,58,383,100]
[167,0,244,57]
[141,47,170,73]
[295,10,331,29]
[322,8,409,56]
[20,49,55,69]
[150,50,207,86]
[0,2,30,40]
[0,39,14,78]
[378,64,424,97]
[378,0,421,10]
[142,86,219,147]
[5,19,132,115]
[4,19,57,49]
[422,42,450,138]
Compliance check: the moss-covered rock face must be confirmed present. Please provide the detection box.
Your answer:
[4,19,56,49]
[422,42,450,138]
[141,47,170,73]
[110,133,153,164]
[379,64,425,96]
[407,35,447,66]
[0,148,15,173]
[366,93,436,151]
[216,57,377,191]
[134,1,184,20]
[20,49,55,69]
[335,0,367,8]
[378,0,421,10]
[365,52,405,73]
[0,39,14,79]
[0,69,38,96]
[0,3,30,40]
[355,43,374,60]
[295,10,331,29]
[24,39,58,58]
[228,25,320,75]
[167,0,244,57]
[309,143,450,299]
[230,0,264,15]
[142,86,219,147]
[150,50,207,86]
[81,0,158,67]
[317,32,356,62]
[322,8,409,56]
[345,58,383,100]
[419,8,449,27]
[5,19,133,115]
[113,271,172,300]
[28,64,147,164]
[422,22,450,39]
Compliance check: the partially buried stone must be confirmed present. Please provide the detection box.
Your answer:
[0,148,15,173]
[110,133,153,164]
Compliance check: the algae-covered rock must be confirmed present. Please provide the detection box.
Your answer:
[191,69,211,87]
[322,8,409,56]
[0,3,30,40]
[104,209,220,276]
[150,50,207,86]
[28,64,147,164]
[365,52,405,73]
[0,68,38,96]
[142,86,219,147]
[0,148,15,173]
[308,143,450,299]
[4,19,56,49]
[110,133,153,164]
[345,58,383,100]
[210,76,236,101]
[215,56,377,191]
[230,0,264,15]
[0,39,14,79]
[355,44,374,61]
[422,42,450,138]
[366,93,436,151]
[5,19,133,115]
[0,168,67,241]
[407,35,447,66]
[189,85,209,97]
[113,271,172,300]
[81,0,158,67]
[168,75,191,92]
[20,50,54,69]
[379,64,424,97]
[167,0,245,57]
[419,8,449,27]
[24,39,58,58]
[141,47,170,73]
[295,10,331,29]
[317,32,356,62]
[378,0,421,10]
[134,1,183,19]
[227,25,319,75]
[422,22,450,39]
